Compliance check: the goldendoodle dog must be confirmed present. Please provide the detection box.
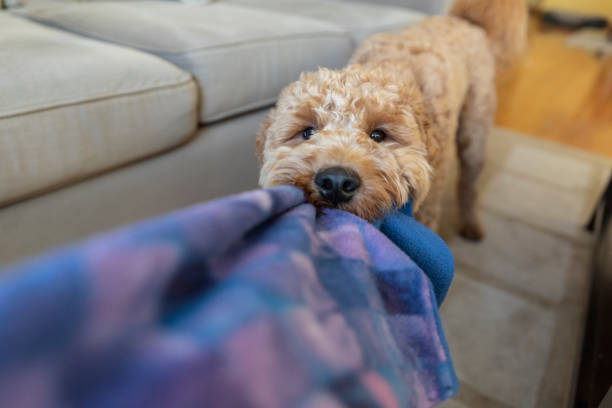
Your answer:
[256,0,527,240]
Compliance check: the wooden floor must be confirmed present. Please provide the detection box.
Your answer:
[495,13,612,158]
[541,0,612,18]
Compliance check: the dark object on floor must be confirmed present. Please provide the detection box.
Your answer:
[576,174,612,408]
[541,10,609,30]
[587,173,612,232]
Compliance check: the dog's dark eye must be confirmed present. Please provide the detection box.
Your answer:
[370,129,386,143]
[302,127,316,140]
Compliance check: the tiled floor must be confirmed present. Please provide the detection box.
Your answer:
[437,128,612,408]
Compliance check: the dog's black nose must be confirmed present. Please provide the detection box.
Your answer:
[315,167,361,205]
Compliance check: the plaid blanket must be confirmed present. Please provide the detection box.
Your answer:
[0,186,456,408]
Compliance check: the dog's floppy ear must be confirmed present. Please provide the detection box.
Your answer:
[255,108,276,165]
[411,92,439,165]
[398,86,437,212]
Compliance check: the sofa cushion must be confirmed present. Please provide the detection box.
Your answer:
[16,2,354,123]
[229,0,427,44]
[0,13,198,206]
[334,0,450,15]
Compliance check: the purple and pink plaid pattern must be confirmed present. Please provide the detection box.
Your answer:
[0,186,456,407]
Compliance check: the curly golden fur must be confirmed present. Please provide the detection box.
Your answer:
[256,0,527,240]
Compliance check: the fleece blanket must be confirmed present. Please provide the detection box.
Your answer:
[0,186,457,408]
[375,201,454,304]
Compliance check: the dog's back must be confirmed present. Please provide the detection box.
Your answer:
[351,0,527,112]
[350,0,527,238]
[447,0,527,238]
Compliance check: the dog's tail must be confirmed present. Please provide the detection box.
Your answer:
[449,0,528,70]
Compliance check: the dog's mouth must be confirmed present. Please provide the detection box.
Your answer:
[289,181,342,210]
[298,184,336,209]
[278,167,397,221]
[296,181,392,222]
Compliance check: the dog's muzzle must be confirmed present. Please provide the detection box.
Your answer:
[314,167,361,205]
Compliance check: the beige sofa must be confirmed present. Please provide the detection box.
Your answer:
[0,0,426,266]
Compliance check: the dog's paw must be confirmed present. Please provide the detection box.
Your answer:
[459,223,485,241]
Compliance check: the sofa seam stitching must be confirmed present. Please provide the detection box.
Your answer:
[0,78,196,120]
